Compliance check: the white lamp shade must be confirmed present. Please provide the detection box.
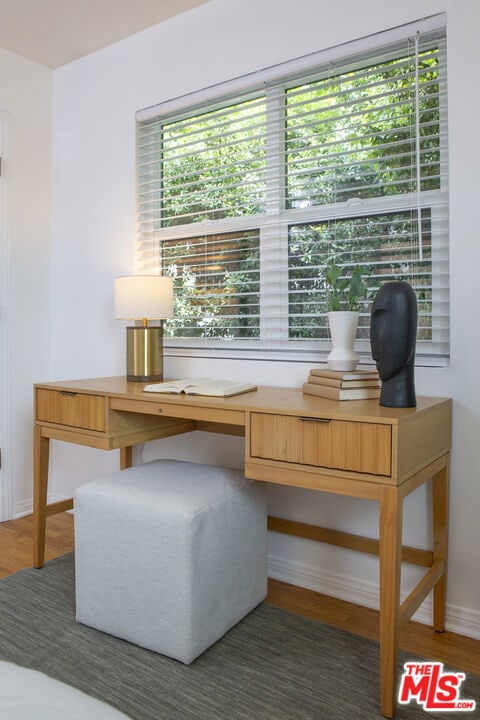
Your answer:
[114,275,174,320]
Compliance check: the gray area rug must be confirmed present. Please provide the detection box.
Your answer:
[0,554,478,719]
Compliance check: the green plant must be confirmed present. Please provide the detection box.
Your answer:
[325,261,368,312]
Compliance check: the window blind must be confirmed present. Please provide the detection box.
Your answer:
[136,15,449,362]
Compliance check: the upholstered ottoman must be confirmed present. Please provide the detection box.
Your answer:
[74,459,267,664]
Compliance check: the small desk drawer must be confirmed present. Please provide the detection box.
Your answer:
[250,413,391,476]
[36,389,106,432]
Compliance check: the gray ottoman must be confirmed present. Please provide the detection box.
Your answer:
[74,459,267,664]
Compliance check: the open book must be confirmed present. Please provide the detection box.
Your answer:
[143,377,257,398]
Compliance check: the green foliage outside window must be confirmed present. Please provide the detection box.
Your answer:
[285,53,440,208]
[156,47,441,342]
[161,98,266,227]
[288,210,432,340]
[162,230,261,338]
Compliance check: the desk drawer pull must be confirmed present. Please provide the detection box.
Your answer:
[299,416,331,423]
[60,391,77,397]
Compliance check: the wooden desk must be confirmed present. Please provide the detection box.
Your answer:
[33,376,452,718]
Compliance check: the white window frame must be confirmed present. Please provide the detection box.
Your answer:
[136,14,449,366]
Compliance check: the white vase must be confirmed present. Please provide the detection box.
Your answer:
[327,311,359,371]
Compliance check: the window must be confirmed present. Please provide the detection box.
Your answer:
[136,15,448,363]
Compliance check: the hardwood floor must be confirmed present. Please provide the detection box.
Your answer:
[1,512,479,676]
[0,513,74,579]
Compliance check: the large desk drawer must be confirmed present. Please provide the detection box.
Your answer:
[250,413,391,476]
[36,389,106,432]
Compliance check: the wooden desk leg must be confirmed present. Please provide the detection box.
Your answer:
[379,485,403,718]
[432,456,450,632]
[120,446,133,470]
[33,425,50,569]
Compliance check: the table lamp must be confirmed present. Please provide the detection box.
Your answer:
[114,275,174,382]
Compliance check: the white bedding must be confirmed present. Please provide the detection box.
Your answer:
[0,661,131,719]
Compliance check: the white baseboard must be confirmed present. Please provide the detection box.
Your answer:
[13,498,34,519]
[267,553,480,641]
[444,603,480,641]
[13,494,69,519]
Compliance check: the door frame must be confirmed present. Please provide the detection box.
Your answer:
[0,111,13,521]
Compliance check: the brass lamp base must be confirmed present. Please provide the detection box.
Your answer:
[125,325,164,382]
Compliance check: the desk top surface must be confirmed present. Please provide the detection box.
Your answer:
[35,376,451,426]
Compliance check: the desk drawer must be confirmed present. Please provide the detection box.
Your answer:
[250,413,391,476]
[36,389,106,432]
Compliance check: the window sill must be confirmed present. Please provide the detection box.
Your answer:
[163,344,449,368]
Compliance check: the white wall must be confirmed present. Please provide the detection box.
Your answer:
[49,0,480,637]
[0,49,52,518]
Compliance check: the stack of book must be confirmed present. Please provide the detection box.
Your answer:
[302,367,381,400]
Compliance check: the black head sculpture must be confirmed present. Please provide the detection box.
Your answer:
[370,281,417,408]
